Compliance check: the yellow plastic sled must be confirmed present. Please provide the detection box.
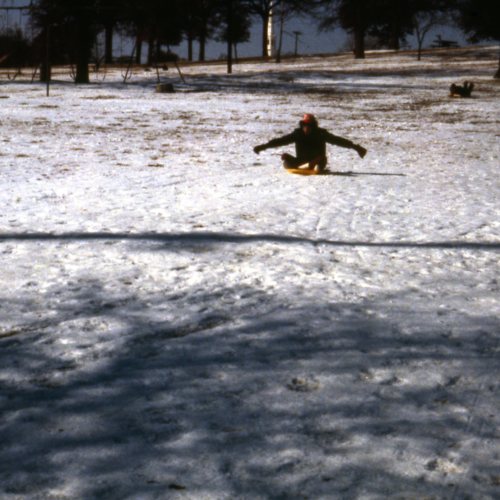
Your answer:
[285,167,327,176]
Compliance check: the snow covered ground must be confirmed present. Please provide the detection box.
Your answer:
[0,47,499,499]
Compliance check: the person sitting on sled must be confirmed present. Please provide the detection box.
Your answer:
[253,113,367,172]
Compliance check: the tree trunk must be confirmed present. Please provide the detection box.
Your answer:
[198,33,206,62]
[135,37,143,64]
[187,35,193,62]
[261,12,270,58]
[275,5,285,63]
[147,35,154,65]
[389,31,400,50]
[156,39,162,63]
[353,27,365,59]
[40,60,51,82]
[40,26,51,83]
[104,23,113,64]
[75,17,91,83]
[227,0,233,73]
[227,36,232,73]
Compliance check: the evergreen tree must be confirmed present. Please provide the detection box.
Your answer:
[215,1,251,62]
[96,0,119,63]
[143,0,183,65]
[32,0,100,83]
[318,0,381,59]
[368,0,414,50]
[179,0,218,62]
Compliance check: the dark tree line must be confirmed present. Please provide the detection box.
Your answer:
[455,0,500,77]
[318,0,454,58]
[27,0,256,81]
[1,0,498,81]
[317,0,499,74]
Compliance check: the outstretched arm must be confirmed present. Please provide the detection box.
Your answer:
[323,130,367,158]
[254,132,296,154]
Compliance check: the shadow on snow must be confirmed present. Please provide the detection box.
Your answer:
[0,232,498,498]
[0,230,499,251]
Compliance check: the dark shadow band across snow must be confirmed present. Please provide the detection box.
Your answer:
[0,231,498,251]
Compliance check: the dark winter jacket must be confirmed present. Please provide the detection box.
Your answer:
[260,126,359,163]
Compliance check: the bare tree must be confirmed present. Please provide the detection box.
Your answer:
[413,9,448,60]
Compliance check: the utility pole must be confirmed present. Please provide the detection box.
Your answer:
[45,22,50,96]
[227,0,233,74]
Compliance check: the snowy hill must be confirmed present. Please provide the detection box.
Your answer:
[0,47,499,499]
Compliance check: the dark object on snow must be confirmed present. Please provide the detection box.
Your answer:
[450,81,474,98]
[168,483,186,490]
[431,35,459,48]
[156,83,175,93]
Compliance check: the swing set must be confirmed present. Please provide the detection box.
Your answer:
[119,33,185,85]
[0,0,33,80]
[0,1,186,88]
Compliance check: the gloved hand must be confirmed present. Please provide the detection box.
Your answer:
[356,145,367,158]
[253,145,265,154]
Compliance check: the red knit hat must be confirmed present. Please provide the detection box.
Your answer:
[300,113,318,126]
